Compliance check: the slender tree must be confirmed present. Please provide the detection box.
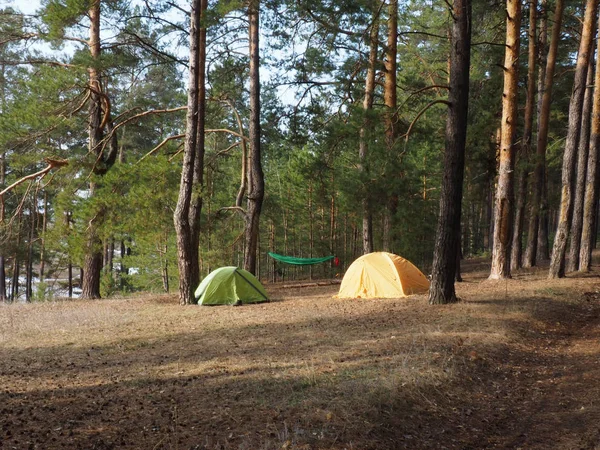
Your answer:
[549,0,598,279]
[358,5,379,255]
[580,16,600,271]
[174,0,207,304]
[244,0,265,274]
[382,0,398,252]
[567,54,595,272]
[489,0,521,280]
[81,0,120,299]
[428,0,471,304]
[524,0,564,268]
[510,0,537,271]
[536,0,550,263]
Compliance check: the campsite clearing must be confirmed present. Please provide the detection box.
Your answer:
[1,257,600,449]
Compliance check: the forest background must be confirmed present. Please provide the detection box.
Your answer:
[0,0,593,304]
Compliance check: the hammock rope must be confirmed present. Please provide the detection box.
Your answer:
[268,252,335,266]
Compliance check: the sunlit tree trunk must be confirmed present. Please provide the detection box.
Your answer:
[428,0,471,304]
[39,191,48,281]
[81,0,104,300]
[383,0,398,252]
[243,0,265,274]
[0,147,5,302]
[174,0,207,304]
[511,0,537,271]
[580,17,600,271]
[524,0,561,268]
[81,0,120,299]
[549,0,598,278]
[568,56,595,271]
[489,0,521,280]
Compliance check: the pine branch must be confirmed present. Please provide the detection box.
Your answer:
[0,158,68,223]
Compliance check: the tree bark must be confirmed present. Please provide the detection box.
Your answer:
[174,0,207,304]
[489,0,521,280]
[383,0,398,252]
[524,0,560,268]
[11,256,19,301]
[244,0,265,275]
[359,5,379,255]
[81,0,104,300]
[0,256,6,302]
[510,0,537,271]
[0,145,5,301]
[81,0,120,299]
[39,191,48,281]
[428,0,471,304]
[568,55,596,271]
[580,28,600,271]
[549,0,598,278]
[536,0,550,261]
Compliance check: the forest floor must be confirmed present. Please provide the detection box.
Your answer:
[1,257,600,449]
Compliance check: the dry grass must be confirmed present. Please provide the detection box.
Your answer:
[1,258,600,449]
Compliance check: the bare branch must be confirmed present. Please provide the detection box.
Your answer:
[402,99,452,151]
[137,134,185,163]
[0,158,68,222]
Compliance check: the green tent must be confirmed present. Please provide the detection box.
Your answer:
[194,266,269,305]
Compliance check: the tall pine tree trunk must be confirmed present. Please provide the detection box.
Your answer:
[359,6,379,255]
[383,0,398,252]
[510,0,537,271]
[568,56,596,271]
[0,256,5,302]
[81,0,104,299]
[39,191,48,281]
[174,0,207,304]
[524,0,561,268]
[580,17,600,271]
[549,0,598,278]
[489,0,521,280]
[0,145,5,301]
[81,0,120,299]
[428,0,471,304]
[244,0,265,274]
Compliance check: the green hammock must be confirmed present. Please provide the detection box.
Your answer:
[268,252,335,266]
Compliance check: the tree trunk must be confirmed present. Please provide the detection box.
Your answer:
[11,256,19,301]
[81,0,104,300]
[359,6,379,255]
[244,0,265,275]
[0,256,6,302]
[428,0,471,304]
[510,0,537,271]
[68,261,73,298]
[383,0,398,252]
[174,0,207,304]
[39,191,48,281]
[549,0,598,279]
[524,0,561,268]
[25,198,35,302]
[580,17,600,271]
[568,56,596,271]
[308,182,314,281]
[81,0,120,299]
[489,0,521,280]
[0,147,6,301]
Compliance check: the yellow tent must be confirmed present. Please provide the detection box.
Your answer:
[337,252,429,298]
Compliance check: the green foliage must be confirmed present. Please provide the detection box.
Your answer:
[1,0,587,296]
[41,0,90,40]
